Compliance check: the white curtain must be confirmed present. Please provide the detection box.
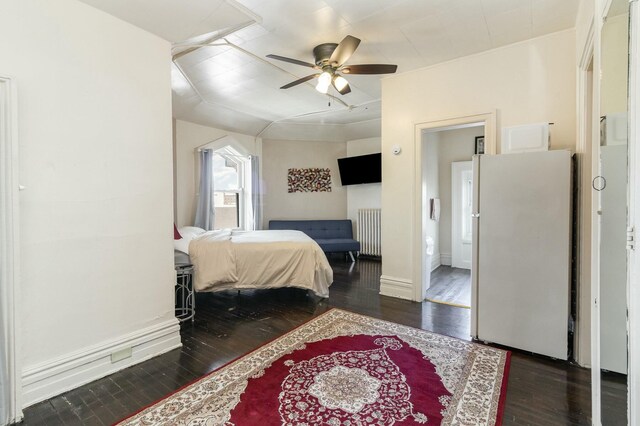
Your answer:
[250,155,262,230]
[194,149,215,230]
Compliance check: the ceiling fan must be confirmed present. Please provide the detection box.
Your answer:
[266,35,397,95]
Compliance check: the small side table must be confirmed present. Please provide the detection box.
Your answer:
[175,264,195,323]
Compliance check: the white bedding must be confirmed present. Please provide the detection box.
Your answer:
[187,229,333,297]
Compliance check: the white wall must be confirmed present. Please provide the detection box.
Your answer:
[436,127,479,264]
[262,139,347,224]
[423,133,440,271]
[174,119,261,227]
[381,29,576,298]
[346,137,381,233]
[0,0,179,405]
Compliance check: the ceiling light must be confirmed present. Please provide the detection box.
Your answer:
[316,72,332,94]
[333,75,349,91]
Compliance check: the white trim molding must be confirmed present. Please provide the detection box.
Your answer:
[628,1,640,423]
[590,0,604,422]
[21,318,181,408]
[431,253,441,271]
[379,275,414,300]
[0,75,22,423]
[440,253,452,266]
[575,13,595,369]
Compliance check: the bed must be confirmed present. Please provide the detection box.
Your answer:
[175,227,333,298]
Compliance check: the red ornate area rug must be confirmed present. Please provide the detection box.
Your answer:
[117,309,510,426]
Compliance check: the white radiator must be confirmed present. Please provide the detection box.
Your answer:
[357,208,382,257]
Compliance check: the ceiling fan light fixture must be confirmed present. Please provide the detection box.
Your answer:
[333,75,349,91]
[268,34,397,96]
[316,71,332,94]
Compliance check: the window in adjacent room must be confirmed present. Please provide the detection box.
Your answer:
[212,146,250,229]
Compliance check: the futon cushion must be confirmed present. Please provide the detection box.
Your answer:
[268,220,353,239]
[314,238,361,253]
[268,220,360,254]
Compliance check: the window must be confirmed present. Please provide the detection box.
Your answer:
[212,147,250,229]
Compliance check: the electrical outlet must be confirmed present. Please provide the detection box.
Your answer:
[111,347,132,363]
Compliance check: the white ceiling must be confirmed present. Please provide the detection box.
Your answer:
[80,0,581,141]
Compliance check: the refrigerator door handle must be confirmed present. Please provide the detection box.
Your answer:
[592,175,607,191]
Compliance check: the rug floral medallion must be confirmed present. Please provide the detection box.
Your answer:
[118,309,510,426]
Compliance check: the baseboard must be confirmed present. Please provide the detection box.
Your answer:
[22,317,182,408]
[379,275,414,301]
[440,253,452,266]
[431,253,441,271]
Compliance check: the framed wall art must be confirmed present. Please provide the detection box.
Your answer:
[288,168,332,192]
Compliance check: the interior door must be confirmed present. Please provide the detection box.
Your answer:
[451,161,472,269]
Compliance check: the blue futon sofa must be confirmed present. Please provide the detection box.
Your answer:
[268,220,360,261]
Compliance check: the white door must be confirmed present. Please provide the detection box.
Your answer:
[452,161,472,269]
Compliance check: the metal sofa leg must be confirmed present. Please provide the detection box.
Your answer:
[348,251,356,262]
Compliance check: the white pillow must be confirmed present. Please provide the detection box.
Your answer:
[174,227,231,254]
[178,226,206,240]
[174,226,205,254]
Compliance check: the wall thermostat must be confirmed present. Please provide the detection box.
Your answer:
[391,145,402,155]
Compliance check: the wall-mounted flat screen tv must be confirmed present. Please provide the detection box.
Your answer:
[337,153,382,185]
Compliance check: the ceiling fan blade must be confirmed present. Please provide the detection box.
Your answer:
[266,54,317,68]
[280,74,319,89]
[341,64,398,74]
[332,78,351,95]
[329,35,361,66]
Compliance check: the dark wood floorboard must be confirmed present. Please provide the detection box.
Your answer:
[425,265,471,308]
[601,371,627,425]
[18,255,605,425]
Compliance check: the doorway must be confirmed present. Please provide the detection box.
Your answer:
[421,126,481,309]
[422,127,484,309]
[413,112,496,336]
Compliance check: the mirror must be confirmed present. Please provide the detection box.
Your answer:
[599,0,629,423]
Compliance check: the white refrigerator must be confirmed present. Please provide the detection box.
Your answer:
[471,150,572,360]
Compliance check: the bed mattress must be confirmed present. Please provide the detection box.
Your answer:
[187,229,333,297]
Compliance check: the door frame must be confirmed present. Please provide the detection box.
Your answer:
[627,1,639,423]
[576,24,595,370]
[589,0,604,421]
[0,75,22,422]
[451,161,473,269]
[413,112,496,331]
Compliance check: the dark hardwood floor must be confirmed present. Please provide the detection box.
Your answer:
[601,371,627,425]
[18,256,596,425]
[425,265,471,308]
